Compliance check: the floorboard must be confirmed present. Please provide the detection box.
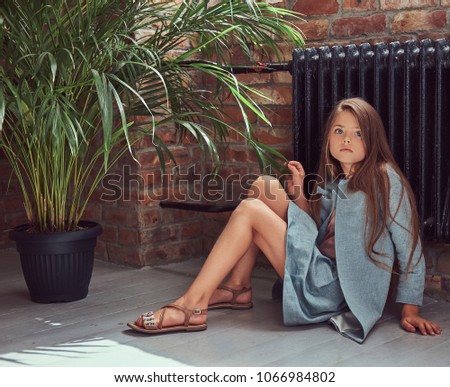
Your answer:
[0,248,449,368]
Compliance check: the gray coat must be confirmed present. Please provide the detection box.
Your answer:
[283,164,425,343]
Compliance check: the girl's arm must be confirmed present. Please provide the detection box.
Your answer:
[386,167,442,336]
[285,160,310,213]
[401,304,442,336]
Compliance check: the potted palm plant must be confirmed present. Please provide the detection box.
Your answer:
[0,0,304,303]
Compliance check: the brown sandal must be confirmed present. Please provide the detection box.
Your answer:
[208,285,253,310]
[127,303,207,334]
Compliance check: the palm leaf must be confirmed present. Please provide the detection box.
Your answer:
[0,0,305,231]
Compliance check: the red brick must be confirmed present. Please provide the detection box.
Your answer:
[166,185,196,203]
[0,172,19,195]
[102,205,138,227]
[216,166,253,181]
[332,14,387,38]
[236,72,272,86]
[94,240,107,258]
[150,184,176,201]
[118,228,139,245]
[136,150,162,169]
[189,147,205,164]
[87,184,104,202]
[115,151,137,168]
[293,0,339,16]
[223,148,251,163]
[202,216,229,237]
[252,85,292,106]
[1,196,25,210]
[256,127,292,146]
[106,244,142,267]
[137,190,162,207]
[178,130,195,146]
[117,190,149,207]
[262,42,302,63]
[140,225,179,245]
[130,114,152,125]
[391,10,447,33]
[137,127,177,149]
[0,158,13,177]
[143,246,171,264]
[343,0,377,11]
[4,211,28,227]
[82,204,102,222]
[296,19,329,41]
[138,207,162,227]
[102,165,150,204]
[228,127,251,143]
[99,224,118,243]
[143,239,203,264]
[181,221,203,238]
[418,32,450,41]
[264,107,294,127]
[381,0,437,10]
[272,70,294,85]
[172,207,203,221]
[202,237,215,254]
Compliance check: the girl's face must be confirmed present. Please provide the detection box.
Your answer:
[328,110,366,176]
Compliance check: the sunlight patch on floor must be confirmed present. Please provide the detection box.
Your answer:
[0,337,189,367]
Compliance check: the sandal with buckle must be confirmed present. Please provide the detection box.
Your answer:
[127,303,207,334]
[208,285,253,310]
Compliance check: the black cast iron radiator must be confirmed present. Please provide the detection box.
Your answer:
[292,38,450,242]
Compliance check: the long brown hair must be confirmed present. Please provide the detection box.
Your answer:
[310,98,422,273]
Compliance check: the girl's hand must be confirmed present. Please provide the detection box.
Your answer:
[401,304,443,336]
[285,160,306,199]
[284,161,309,212]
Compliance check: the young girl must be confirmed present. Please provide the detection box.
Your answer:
[128,97,442,343]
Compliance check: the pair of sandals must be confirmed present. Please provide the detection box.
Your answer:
[127,286,252,335]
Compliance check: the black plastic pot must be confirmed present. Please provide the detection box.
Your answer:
[9,221,102,303]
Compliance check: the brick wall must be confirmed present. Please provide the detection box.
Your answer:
[199,0,450,266]
[89,135,208,267]
[0,152,27,249]
[1,0,450,268]
[293,0,449,44]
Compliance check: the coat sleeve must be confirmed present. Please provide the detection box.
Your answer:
[386,167,425,306]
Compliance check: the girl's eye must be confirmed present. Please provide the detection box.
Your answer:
[334,128,343,134]
[355,130,362,137]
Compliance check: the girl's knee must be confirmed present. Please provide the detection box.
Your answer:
[249,175,282,200]
[233,197,265,218]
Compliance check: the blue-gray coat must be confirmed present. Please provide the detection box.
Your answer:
[283,164,425,343]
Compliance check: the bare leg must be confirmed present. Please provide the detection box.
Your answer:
[133,176,291,329]
[209,176,290,305]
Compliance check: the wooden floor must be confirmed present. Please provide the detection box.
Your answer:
[1,248,449,367]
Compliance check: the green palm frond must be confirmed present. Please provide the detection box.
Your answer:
[0,0,305,232]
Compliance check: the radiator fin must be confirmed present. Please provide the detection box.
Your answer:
[292,39,450,241]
